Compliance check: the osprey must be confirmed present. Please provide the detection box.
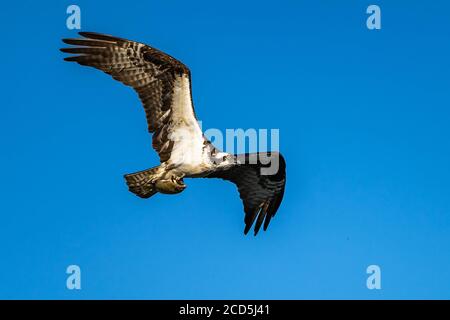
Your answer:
[61,32,286,235]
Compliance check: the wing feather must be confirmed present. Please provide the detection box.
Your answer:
[61,32,203,163]
[207,152,286,235]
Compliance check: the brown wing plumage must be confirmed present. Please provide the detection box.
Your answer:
[60,32,195,162]
[207,152,286,235]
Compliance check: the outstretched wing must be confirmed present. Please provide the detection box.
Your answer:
[61,32,203,163]
[207,152,286,235]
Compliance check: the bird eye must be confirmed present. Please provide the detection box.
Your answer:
[223,156,227,161]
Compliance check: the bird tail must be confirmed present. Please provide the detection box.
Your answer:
[124,166,161,199]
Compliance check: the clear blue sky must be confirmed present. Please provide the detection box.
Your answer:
[0,0,449,299]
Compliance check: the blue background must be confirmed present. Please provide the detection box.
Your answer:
[0,0,449,299]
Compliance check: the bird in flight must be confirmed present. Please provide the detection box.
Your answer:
[61,32,286,235]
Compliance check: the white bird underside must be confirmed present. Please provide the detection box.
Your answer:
[166,74,219,176]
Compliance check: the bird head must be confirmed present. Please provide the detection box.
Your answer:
[214,153,235,167]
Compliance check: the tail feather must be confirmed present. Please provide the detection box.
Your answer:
[124,167,160,198]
